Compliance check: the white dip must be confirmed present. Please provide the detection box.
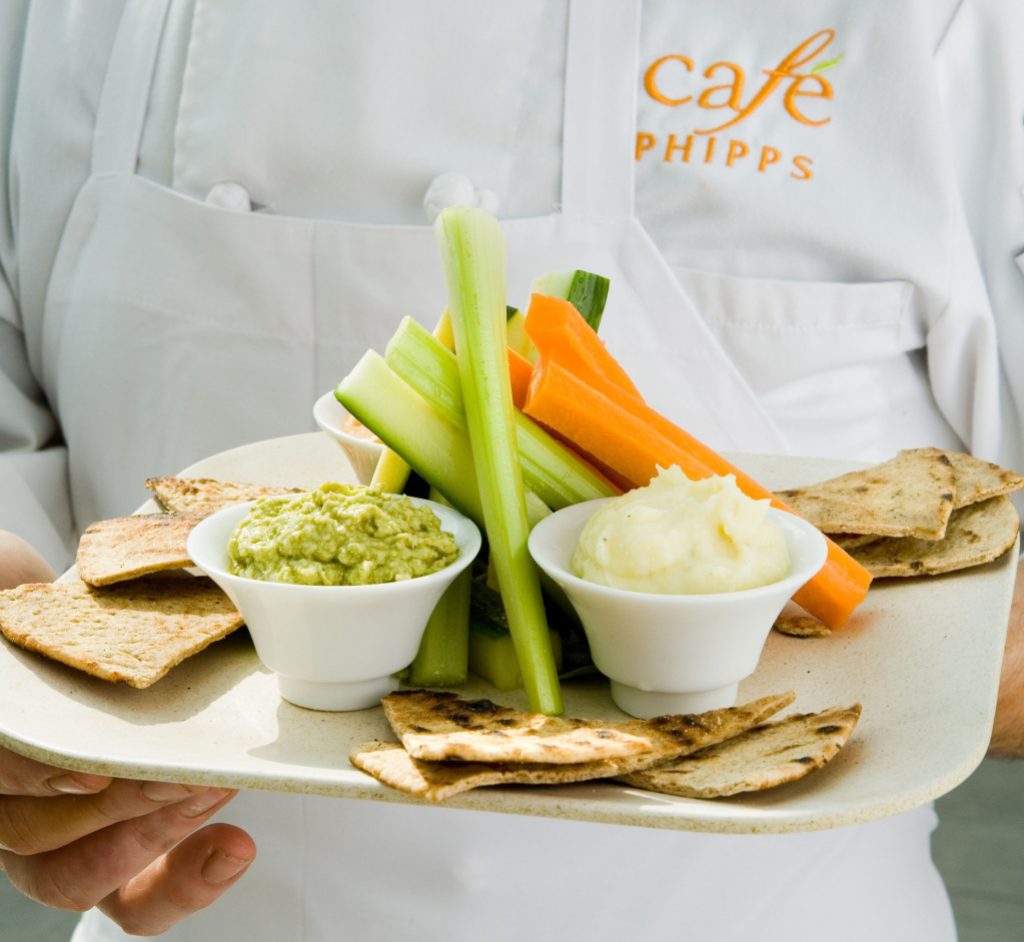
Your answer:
[571,467,791,594]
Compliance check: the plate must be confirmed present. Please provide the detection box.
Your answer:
[0,433,1017,834]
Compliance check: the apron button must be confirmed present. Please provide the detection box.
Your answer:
[205,181,253,212]
[423,172,500,222]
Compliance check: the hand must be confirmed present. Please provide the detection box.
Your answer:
[991,559,1024,757]
[0,530,56,590]
[0,746,256,935]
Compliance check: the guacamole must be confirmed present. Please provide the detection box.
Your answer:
[228,482,459,586]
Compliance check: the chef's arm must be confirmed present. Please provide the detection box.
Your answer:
[989,560,1024,757]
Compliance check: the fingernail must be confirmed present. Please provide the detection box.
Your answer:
[202,848,253,885]
[47,773,111,795]
[141,781,197,803]
[179,788,234,818]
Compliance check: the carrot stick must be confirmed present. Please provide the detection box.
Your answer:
[507,348,533,410]
[525,294,644,402]
[524,360,872,629]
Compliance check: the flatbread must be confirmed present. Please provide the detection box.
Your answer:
[381,689,795,765]
[944,450,1024,508]
[827,533,879,552]
[618,704,861,799]
[848,496,1020,578]
[77,513,206,586]
[0,575,244,688]
[355,691,797,801]
[778,448,956,539]
[349,740,666,802]
[145,476,306,517]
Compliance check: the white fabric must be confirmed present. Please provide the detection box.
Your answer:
[3,0,1021,939]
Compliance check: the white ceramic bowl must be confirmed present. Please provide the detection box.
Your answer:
[528,501,828,718]
[313,391,385,485]
[187,497,481,711]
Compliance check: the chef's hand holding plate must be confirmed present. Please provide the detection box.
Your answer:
[0,743,254,932]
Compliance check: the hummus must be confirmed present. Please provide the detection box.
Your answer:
[228,482,459,586]
[572,467,790,594]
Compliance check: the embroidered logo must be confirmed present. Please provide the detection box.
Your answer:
[637,29,841,181]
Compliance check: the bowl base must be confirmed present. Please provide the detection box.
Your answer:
[278,674,399,712]
[610,681,739,719]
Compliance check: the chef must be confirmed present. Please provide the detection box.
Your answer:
[1,1,1021,940]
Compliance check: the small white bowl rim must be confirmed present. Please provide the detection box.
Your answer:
[528,499,827,605]
[188,496,481,594]
[312,390,385,454]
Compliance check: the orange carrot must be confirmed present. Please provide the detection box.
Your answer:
[525,294,644,402]
[524,359,872,629]
[507,348,533,410]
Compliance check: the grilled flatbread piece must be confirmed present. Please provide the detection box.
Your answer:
[944,451,1024,508]
[618,704,861,799]
[848,496,1020,578]
[827,533,879,551]
[0,575,243,688]
[145,476,305,517]
[349,741,666,802]
[778,448,956,540]
[355,692,797,801]
[381,689,795,765]
[77,512,206,586]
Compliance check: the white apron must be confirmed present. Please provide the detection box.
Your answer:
[57,1,955,939]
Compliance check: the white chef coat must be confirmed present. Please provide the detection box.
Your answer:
[1,1,1021,939]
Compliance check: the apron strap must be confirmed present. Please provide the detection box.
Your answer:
[560,0,641,220]
[91,0,173,175]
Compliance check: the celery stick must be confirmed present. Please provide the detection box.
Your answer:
[371,447,411,494]
[335,351,484,524]
[336,351,553,529]
[433,309,456,350]
[385,318,463,426]
[469,618,563,691]
[411,565,471,685]
[436,207,562,715]
[371,313,457,495]
[409,486,471,687]
[385,316,616,509]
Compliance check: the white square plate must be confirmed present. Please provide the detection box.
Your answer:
[0,433,1016,833]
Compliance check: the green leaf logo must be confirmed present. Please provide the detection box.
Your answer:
[810,53,843,73]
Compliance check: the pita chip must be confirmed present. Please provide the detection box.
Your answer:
[619,704,861,799]
[943,450,1024,509]
[349,741,666,803]
[381,689,795,765]
[355,691,797,801]
[145,476,305,517]
[77,513,206,586]
[773,614,832,639]
[848,496,1020,578]
[778,448,956,540]
[0,575,243,688]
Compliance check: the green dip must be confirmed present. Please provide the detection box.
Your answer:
[227,482,459,586]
